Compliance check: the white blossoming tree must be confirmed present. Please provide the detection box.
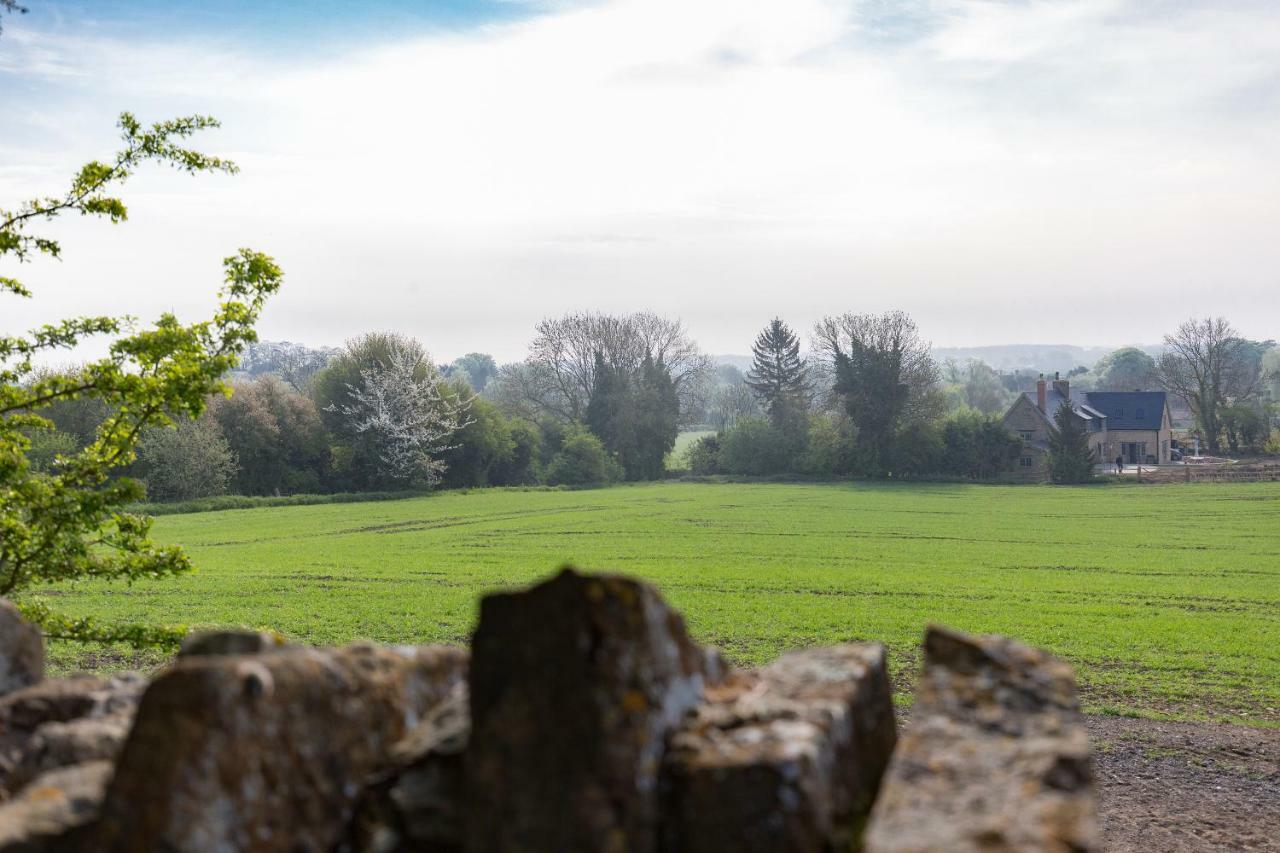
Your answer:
[329,349,472,485]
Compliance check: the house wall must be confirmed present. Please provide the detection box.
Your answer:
[1009,446,1049,482]
[1002,396,1050,444]
[1002,397,1051,481]
[1100,429,1171,464]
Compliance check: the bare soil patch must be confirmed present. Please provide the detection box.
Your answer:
[1089,716,1279,851]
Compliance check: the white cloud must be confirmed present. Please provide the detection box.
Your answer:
[2,0,1279,362]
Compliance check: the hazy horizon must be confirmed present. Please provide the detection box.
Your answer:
[4,0,1278,365]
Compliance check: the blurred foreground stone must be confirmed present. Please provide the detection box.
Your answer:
[0,584,1098,852]
[864,626,1098,853]
[0,602,42,698]
[662,643,896,853]
[466,569,726,852]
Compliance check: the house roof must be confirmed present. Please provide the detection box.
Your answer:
[1081,391,1168,430]
[1014,389,1169,432]
[1019,390,1104,424]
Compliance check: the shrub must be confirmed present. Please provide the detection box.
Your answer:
[799,413,855,476]
[545,430,623,486]
[717,418,791,476]
[684,434,721,475]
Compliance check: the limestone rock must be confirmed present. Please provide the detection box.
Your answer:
[91,643,467,853]
[0,677,103,734]
[0,673,145,797]
[464,568,725,853]
[0,603,42,699]
[0,760,112,852]
[661,644,897,852]
[178,629,287,658]
[344,684,468,853]
[6,716,130,795]
[864,626,1098,853]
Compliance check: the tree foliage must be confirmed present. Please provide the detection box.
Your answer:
[1093,347,1156,391]
[1155,318,1266,453]
[585,352,680,480]
[210,376,330,495]
[745,318,810,427]
[816,311,941,472]
[0,1,27,34]
[326,349,471,487]
[136,418,237,502]
[545,429,622,486]
[0,113,280,647]
[1047,401,1095,484]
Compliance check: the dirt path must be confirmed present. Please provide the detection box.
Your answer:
[1088,716,1280,851]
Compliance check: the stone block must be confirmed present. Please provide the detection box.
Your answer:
[464,568,724,853]
[864,626,1097,853]
[661,644,897,852]
[91,643,467,852]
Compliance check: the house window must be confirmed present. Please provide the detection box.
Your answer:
[1018,430,1034,441]
[1020,457,1033,468]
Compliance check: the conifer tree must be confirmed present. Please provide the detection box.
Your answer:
[745,318,810,427]
[1048,401,1096,484]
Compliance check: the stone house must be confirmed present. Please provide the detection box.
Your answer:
[1002,374,1173,479]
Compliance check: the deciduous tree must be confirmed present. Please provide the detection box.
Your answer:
[327,349,471,486]
[0,114,280,647]
[814,310,942,472]
[1155,318,1264,453]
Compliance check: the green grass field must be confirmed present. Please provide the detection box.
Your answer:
[38,481,1280,724]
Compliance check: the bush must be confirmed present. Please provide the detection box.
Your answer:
[941,410,1022,479]
[717,418,792,476]
[545,430,623,486]
[136,417,238,502]
[684,434,722,475]
[798,413,854,476]
[882,421,944,478]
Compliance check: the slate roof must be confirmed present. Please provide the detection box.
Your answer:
[1016,389,1169,432]
[1080,391,1168,430]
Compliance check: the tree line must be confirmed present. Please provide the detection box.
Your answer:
[23,308,1279,502]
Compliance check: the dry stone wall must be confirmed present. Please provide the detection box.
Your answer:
[0,569,1097,851]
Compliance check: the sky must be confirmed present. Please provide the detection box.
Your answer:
[2,0,1279,364]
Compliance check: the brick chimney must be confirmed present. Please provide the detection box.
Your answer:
[1052,370,1070,400]
[1036,375,1047,412]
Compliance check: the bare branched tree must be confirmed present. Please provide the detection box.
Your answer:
[811,310,942,423]
[1155,317,1264,453]
[510,311,712,425]
[329,350,472,484]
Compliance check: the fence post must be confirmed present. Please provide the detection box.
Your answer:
[1186,465,1191,484]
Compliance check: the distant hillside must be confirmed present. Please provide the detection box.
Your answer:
[932,344,1162,374]
[712,354,753,371]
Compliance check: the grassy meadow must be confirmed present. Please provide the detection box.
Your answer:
[39,481,1280,725]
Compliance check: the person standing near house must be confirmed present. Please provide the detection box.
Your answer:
[1115,454,1124,474]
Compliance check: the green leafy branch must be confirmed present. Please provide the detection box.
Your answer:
[1,112,280,648]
